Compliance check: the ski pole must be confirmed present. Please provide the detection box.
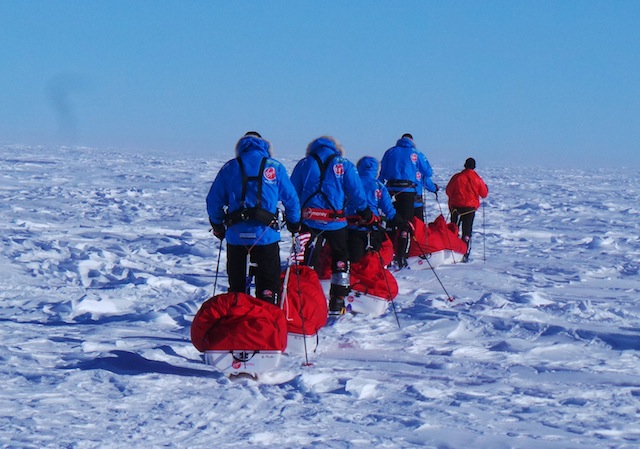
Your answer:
[435,191,446,217]
[212,239,223,296]
[482,201,486,263]
[408,224,455,302]
[375,249,401,329]
[291,234,311,367]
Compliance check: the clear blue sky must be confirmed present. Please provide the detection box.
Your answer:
[2,0,639,168]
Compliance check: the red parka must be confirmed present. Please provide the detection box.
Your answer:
[446,169,488,210]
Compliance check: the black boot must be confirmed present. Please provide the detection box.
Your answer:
[328,296,346,316]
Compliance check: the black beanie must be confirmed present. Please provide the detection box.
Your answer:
[464,158,476,169]
[245,131,262,138]
[401,133,413,140]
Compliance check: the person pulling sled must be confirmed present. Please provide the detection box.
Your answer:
[445,157,488,262]
[379,133,439,268]
[290,136,373,317]
[206,132,301,304]
[346,156,400,264]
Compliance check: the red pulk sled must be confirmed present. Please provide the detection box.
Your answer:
[347,251,399,316]
[406,215,468,269]
[280,265,328,354]
[191,292,287,376]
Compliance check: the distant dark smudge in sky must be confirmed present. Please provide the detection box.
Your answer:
[46,73,88,144]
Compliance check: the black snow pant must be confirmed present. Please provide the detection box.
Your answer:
[226,242,281,305]
[303,226,350,300]
[348,228,384,264]
[450,206,476,253]
[389,192,423,266]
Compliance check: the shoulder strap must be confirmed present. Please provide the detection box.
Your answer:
[301,153,339,210]
[236,157,268,207]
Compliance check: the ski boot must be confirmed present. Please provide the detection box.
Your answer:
[328,296,346,316]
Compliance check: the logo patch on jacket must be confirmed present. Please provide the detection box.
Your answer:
[411,153,418,164]
[263,166,277,182]
[333,163,344,177]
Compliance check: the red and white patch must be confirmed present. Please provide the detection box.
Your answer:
[232,360,241,369]
[375,189,382,200]
[411,153,418,164]
[263,166,277,181]
[333,163,344,176]
[416,172,422,181]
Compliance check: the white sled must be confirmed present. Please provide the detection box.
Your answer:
[286,332,319,355]
[345,290,390,316]
[204,350,283,376]
[406,250,465,270]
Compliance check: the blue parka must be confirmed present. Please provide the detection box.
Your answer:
[206,135,301,245]
[290,136,368,231]
[347,156,397,230]
[379,137,437,195]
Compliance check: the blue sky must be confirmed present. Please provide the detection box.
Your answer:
[1,0,639,168]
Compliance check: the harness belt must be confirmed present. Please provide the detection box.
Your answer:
[386,179,416,188]
[302,207,346,222]
[226,207,278,228]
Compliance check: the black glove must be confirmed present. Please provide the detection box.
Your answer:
[211,222,226,240]
[286,221,301,234]
[433,183,439,193]
[390,215,408,229]
[357,207,376,226]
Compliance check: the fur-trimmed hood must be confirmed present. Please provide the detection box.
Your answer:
[305,136,344,157]
[235,135,272,158]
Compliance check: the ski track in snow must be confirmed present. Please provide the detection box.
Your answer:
[1,146,640,448]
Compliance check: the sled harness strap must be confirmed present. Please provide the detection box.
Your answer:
[226,157,278,228]
[386,179,416,190]
[450,207,477,217]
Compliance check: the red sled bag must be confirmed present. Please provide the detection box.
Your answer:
[426,214,468,254]
[407,216,429,257]
[281,265,328,354]
[379,233,394,267]
[281,265,328,335]
[191,292,288,353]
[318,233,394,274]
[347,251,398,316]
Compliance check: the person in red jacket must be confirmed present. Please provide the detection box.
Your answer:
[445,158,488,262]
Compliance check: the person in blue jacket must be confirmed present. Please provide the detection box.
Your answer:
[206,132,301,306]
[346,156,401,263]
[379,133,438,268]
[290,136,373,315]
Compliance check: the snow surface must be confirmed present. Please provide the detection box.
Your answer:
[1,145,639,448]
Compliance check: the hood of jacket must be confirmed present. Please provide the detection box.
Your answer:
[235,135,272,158]
[395,136,416,149]
[356,156,379,179]
[305,136,344,157]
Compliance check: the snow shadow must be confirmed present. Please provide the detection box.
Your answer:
[63,350,219,378]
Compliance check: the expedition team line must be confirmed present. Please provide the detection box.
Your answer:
[191,132,488,374]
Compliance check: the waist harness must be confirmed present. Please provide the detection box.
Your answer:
[225,157,278,228]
